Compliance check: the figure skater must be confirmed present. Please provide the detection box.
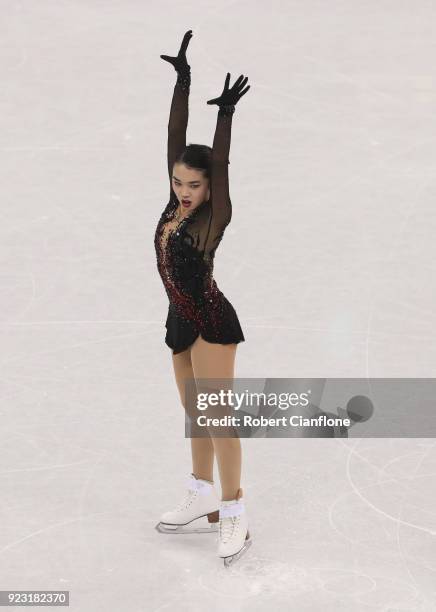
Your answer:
[154,30,251,566]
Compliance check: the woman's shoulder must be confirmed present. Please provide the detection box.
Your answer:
[158,196,177,221]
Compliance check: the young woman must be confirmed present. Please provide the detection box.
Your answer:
[154,30,251,566]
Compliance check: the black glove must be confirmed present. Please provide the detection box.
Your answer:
[207,73,250,116]
[160,30,193,93]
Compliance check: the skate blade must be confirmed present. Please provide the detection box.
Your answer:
[155,521,218,535]
[223,539,252,567]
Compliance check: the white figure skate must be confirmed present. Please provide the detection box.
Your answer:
[218,488,252,567]
[155,473,220,534]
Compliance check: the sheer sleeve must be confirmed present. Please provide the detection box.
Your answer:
[200,105,234,258]
[167,70,190,196]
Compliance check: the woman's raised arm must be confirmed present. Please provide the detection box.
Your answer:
[160,30,193,187]
[204,73,250,253]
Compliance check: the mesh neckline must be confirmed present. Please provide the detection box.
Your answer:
[169,198,210,226]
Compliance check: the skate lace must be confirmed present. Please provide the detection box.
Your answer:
[219,515,239,543]
[175,488,197,511]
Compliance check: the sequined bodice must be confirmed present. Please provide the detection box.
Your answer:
[154,197,222,314]
[155,195,243,350]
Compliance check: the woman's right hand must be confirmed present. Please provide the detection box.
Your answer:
[160,30,193,74]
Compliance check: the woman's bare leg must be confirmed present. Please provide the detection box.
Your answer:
[190,335,241,501]
[171,346,214,482]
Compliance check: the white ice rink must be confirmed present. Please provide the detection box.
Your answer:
[1,1,436,610]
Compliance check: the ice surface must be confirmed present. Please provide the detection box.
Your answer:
[1,0,435,610]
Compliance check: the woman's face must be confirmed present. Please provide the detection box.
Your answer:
[172,163,210,214]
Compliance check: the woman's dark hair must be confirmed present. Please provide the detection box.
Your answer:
[174,144,212,180]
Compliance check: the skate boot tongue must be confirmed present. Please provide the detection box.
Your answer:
[221,499,241,507]
[191,473,214,484]
[187,474,215,495]
[219,498,245,518]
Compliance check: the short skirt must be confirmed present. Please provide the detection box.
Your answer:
[165,296,245,355]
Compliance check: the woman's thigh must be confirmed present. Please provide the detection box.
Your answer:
[190,335,237,380]
[171,346,195,410]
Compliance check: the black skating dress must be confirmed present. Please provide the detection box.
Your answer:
[154,69,245,355]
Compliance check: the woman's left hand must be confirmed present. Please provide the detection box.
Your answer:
[207,73,250,108]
